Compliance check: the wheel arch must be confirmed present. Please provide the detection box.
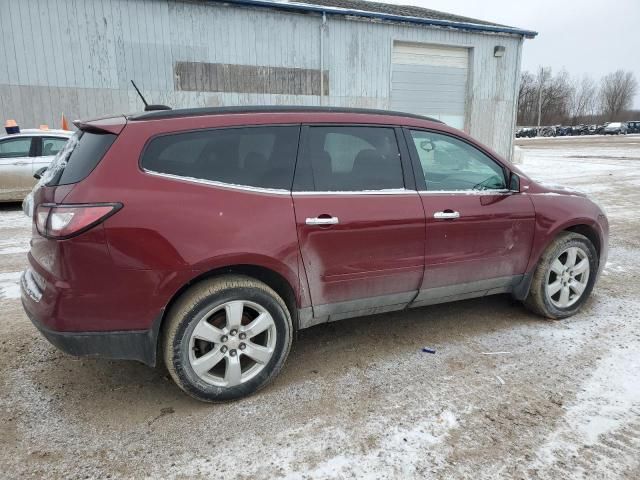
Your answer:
[150,263,301,369]
[515,221,603,301]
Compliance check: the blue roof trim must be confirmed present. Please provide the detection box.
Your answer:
[212,0,538,38]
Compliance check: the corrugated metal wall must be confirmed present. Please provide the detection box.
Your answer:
[0,0,523,158]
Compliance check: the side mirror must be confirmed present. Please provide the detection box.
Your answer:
[509,172,520,192]
[33,167,47,180]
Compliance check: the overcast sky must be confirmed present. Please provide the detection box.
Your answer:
[382,0,640,107]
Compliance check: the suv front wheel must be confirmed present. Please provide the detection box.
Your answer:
[163,275,293,402]
[524,232,598,319]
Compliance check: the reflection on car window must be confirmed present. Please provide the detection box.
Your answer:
[409,130,506,191]
[141,126,300,190]
[0,137,31,159]
[306,126,404,191]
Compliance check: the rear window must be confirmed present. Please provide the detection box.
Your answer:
[141,126,300,190]
[45,131,116,186]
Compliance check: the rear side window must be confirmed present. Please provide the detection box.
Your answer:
[303,126,404,191]
[46,131,117,186]
[141,126,300,190]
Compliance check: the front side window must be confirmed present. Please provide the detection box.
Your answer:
[42,137,69,156]
[409,130,506,191]
[141,126,300,190]
[305,126,404,191]
[0,137,32,159]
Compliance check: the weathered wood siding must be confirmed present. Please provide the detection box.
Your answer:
[0,0,523,158]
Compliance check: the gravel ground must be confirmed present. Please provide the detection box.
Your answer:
[1,135,639,479]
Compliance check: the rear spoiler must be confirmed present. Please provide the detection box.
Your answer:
[73,115,126,135]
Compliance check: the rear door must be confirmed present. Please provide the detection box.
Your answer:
[405,129,535,305]
[292,125,425,320]
[0,136,36,201]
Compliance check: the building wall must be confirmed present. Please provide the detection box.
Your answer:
[0,0,523,158]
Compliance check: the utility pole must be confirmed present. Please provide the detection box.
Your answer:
[537,66,545,127]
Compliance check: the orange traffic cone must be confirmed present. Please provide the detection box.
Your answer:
[61,114,70,131]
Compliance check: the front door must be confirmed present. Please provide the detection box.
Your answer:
[292,125,425,320]
[405,129,535,304]
[0,136,35,201]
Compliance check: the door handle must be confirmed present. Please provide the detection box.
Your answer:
[434,210,460,220]
[306,216,339,226]
[12,161,29,166]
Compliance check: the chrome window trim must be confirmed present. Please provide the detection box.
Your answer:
[144,170,421,196]
[142,169,291,195]
[292,188,417,196]
[418,189,513,195]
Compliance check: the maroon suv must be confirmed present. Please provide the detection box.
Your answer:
[21,106,608,402]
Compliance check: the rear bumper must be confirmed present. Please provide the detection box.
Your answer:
[21,270,161,366]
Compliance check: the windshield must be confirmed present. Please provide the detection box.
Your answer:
[607,122,621,128]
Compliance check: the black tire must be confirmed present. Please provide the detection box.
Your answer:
[163,275,293,402]
[524,232,598,319]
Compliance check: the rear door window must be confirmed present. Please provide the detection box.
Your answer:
[141,126,300,190]
[300,126,404,191]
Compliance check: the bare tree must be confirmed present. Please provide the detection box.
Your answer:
[599,70,638,118]
[570,75,598,123]
[517,67,573,126]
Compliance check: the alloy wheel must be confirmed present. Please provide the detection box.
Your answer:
[545,246,590,309]
[188,300,276,387]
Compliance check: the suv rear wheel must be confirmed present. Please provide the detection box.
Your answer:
[163,275,293,402]
[524,232,598,319]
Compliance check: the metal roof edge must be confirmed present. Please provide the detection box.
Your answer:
[210,0,538,38]
[128,105,444,122]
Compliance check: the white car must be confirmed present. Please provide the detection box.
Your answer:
[0,128,72,202]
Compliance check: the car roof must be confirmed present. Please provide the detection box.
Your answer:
[1,129,72,140]
[128,106,444,124]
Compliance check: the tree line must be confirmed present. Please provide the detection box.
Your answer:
[517,68,638,126]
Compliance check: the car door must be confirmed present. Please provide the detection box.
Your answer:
[404,129,535,306]
[292,125,426,322]
[0,136,36,201]
[33,136,69,174]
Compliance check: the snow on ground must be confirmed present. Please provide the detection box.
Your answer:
[0,136,639,479]
[0,271,21,300]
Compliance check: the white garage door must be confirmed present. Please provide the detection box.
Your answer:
[391,42,469,129]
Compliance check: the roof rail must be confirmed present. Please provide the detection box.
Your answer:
[128,106,443,123]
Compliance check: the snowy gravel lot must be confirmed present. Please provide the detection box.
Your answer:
[1,135,639,479]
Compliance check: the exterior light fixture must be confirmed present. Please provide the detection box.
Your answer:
[494,46,505,57]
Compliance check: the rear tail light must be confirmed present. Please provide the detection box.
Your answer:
[35,203,122,239]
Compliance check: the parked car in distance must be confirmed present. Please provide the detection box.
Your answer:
[0,128,72,202]
[571,124,589,136]
[603,122,627,135]
[515,127,537,138]
[627,120,640,134]
[22,106,609,402]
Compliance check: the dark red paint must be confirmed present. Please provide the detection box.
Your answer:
[23,110,608,335]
